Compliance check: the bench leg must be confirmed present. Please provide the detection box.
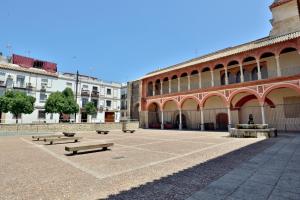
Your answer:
[103,147,108,151]
[73,151,77,154]
[50,141,53,145]
[75,139,78,143]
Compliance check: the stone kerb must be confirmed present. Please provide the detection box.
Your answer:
[0,122,140,133]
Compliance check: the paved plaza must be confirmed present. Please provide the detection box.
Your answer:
[0,129,298,200]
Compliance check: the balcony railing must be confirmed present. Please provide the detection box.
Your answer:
[26,83,35,90]
[91,90,99,98]
[14,82,26,90]
[81,89,90,97]
[147,67,300,98]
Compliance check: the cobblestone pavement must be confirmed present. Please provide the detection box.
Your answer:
[0,129,280,200]
[186,134,300,200]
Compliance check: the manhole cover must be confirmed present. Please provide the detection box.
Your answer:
[112,156,125,160]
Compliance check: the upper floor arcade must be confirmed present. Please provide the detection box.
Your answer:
[142,35,300,100]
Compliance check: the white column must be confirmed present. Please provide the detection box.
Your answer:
[275,55,282,77]
[168,79,171,94]
[239,64,244,82]
[152,84,155,96]
[257,59,262,80]
[210,70,215,87]
[225,68,229,85]
[188,75,191,90]
[199,72,202,88]
[145,111,149,129]
[161,111,164,129]
[179,109,182,130]
[160,81,163,95]
[261,105,266,124]
[227,107,232,130]
[178,77,181,92]
[200,107,204,131]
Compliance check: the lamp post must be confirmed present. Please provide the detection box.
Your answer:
[74,70,79,123]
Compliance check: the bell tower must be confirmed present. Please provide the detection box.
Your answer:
[270,0,300,36]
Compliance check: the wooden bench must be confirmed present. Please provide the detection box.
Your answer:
[65,143,114,154]
[123,130,135,133]
[44,137,82,145]
[32,135,62,141]
[96,130,109,134]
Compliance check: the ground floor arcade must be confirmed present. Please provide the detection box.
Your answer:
[143,83,300,132]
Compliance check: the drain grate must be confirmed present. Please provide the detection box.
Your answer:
[112,156,125,160]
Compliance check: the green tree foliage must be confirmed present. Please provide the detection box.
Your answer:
[44,92,65,114]
[62,87,74,98]
[84,102,97,116]
[45,88,79,115]
[3,91,36,123]
[0,96,9,113]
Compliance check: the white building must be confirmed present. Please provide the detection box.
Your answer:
[0,54,121,124]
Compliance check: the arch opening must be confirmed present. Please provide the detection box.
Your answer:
[180,98,201,130]
[171,75,178,93]
[148,102,161,129]
[190,70,199,90]
[264,86,300,132]
[202,95,228,131]
[163,100,179,129]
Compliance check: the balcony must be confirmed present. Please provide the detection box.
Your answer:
[81,89,90,97]
[40,85,47,92]
[26,83,35,90]
[0,81,6,88]
[91,90,99,98]
[13,82,26,90]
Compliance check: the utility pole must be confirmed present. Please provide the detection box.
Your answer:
[74,70,79,123]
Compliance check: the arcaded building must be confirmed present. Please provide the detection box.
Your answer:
[140,0,300,132]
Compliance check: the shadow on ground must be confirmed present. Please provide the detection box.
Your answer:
[103,136,283,200]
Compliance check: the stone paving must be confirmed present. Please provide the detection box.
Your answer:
[0,130,270,200]
[186,134,300,200]
[0,129,297,200]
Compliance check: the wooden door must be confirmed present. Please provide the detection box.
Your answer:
[216,113,228,131]
[105,112,115,123]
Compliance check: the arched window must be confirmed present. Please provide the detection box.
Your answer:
[236,71,241,83]
[244,70,251,82]
[147,82,153,96]
[221,74,226,85]
[261,66,268,79]
[228,72,236,84]
[251,67,258,81]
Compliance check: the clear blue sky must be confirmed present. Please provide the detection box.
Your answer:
[0,0,273,83]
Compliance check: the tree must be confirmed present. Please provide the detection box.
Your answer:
[0,96,9,113]
[84,102,97,118]
[44,88,79,121]
[44,92,65,114]
[4,91,36,123]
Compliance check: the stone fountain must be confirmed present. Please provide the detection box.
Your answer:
[229,114,277,138]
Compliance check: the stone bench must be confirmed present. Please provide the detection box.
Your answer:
[65,143,114,154]
[44,137,82,145]
[96,130,109,134]
[123,129,135,133]
[32,135,62,141]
